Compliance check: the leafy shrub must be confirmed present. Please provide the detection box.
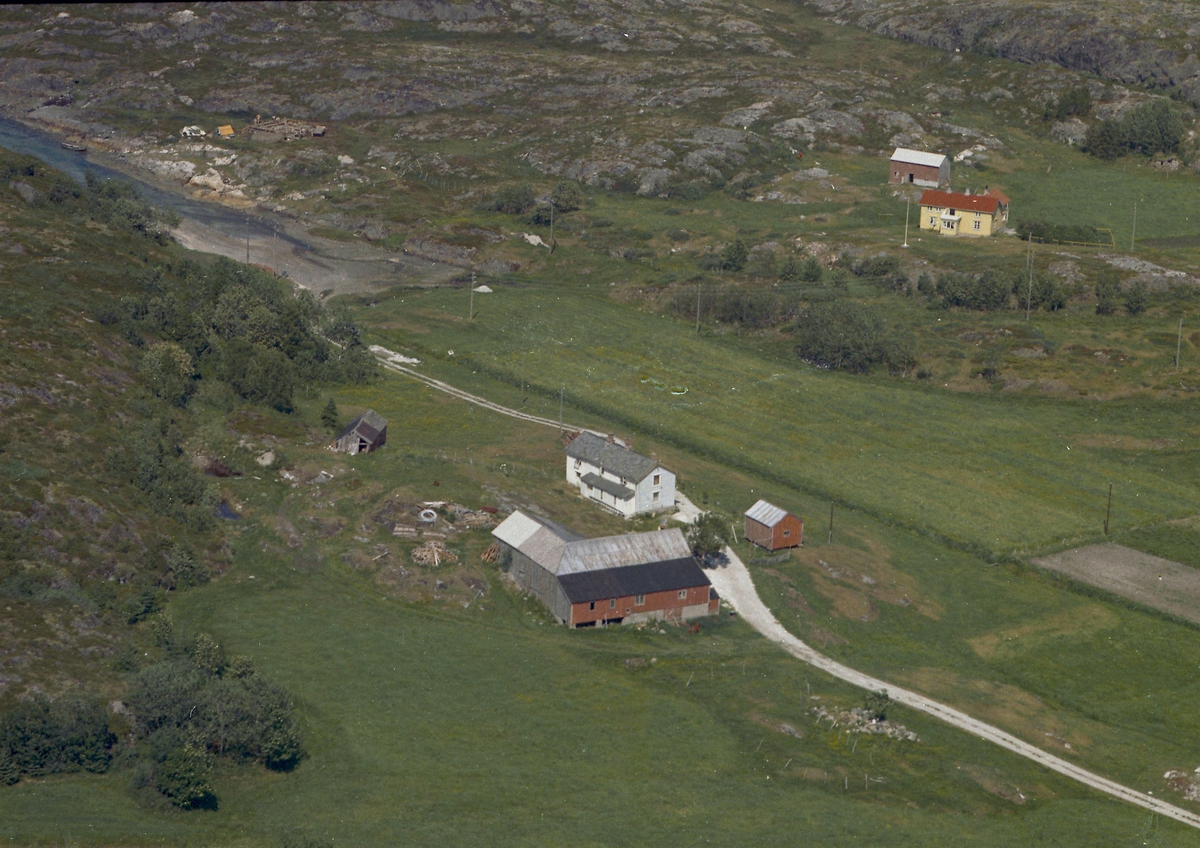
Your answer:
[126,636,305,809]
[550,180,582,213]
[1084,99,1184,159]
[105,420,219,531]
[83,172,180,242]
[1043,86,1092,121]
[799,256,823,283]
[168,543,210,590]
[141,342,196,408]
[687,512,731,561]
[937,271,1011,311]
[1125,281,1148,315]
[719,239,748,272]
[1095,268,1121,315]
[863,689,890,722]
[1016,220,1105,245]
[485,184,535,214]
[0,695,115,783]
[793,301,916,374]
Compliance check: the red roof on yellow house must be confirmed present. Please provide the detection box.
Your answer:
[918,189,1000,214]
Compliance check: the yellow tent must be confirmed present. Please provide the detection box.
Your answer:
[217,125,234,138]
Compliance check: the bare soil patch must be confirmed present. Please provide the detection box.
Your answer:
[794,540,943,621]
[1032,543,1200,625]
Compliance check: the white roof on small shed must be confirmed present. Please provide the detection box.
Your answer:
[744,499,788,528]
[891,148,947,168]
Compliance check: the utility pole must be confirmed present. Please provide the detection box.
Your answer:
[468,271,475,321]
[1131,202,1137,252]
[558,386,564,433]
[520,352,526,407]
[695,284,702,334]
[1104,483,1113,535]
[902,195,910,248]
[828,502,834,544]
[1176,317,1184,370]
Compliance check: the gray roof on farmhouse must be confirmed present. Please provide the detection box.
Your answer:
[492,510,691,576]
[336,409,388,442]
[566,432,663,483]
[579,472,634,501]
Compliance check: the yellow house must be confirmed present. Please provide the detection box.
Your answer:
[216,124,235,138]
[918,188,1009,237]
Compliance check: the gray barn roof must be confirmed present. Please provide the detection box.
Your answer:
[337,409,388,442]
[492,510,691,576]
[566,432,663,483]
[557,557,710,604]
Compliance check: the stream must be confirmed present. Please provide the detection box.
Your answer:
[0,115,457,294]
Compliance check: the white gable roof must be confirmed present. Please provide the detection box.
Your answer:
[744,499,788,528]
[493,511,691,576]
[557,529,691,576]
[891,148,947,168]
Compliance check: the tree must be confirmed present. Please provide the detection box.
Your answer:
[1095,268,1121,315]
[141,342,195,407]
[863,689,890,722]
[799,256,823,283]
[154,744,215,809]
[168,543,210,590]
[1125,280,1147,315]
[687,512,731,562]
[550,180,582,213]
[719,239,748,272]
[321,398,339,432]
[487,184,535,214]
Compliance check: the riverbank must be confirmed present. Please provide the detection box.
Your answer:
[0,112,461,297]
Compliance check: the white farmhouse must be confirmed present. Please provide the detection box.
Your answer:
[565,432,676,518]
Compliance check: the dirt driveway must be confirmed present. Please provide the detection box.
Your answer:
[1032,543,1200,625]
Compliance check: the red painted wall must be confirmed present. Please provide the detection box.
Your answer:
[571,584,711,625]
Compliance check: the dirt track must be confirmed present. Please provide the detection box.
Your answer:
[707,547,1200,830]
[1033,543,1200,625]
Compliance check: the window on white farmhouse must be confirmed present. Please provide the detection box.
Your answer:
[574,459,581,468]
[652,491,659,502]
[653,474,661,485]
[677,589,688,600]
[635,594,645,606]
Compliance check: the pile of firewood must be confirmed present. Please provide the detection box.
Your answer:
[410,540,458,567]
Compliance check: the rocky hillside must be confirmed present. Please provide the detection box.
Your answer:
[810,0,1200,106]
[0,0,1169,234]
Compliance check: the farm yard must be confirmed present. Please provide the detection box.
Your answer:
[356,281,1200,556]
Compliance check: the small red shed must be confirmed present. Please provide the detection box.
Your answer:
[743,500,803,551]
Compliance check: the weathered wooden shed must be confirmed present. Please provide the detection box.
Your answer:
[889,148,949,187]
[331,409,387,455]
[743,499,803,551]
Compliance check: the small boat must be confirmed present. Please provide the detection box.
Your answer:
[61,141,87,152]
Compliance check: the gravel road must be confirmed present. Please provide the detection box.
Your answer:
[708,547,1200,829]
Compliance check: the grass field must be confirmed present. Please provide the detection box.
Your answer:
[356,281,1200,556]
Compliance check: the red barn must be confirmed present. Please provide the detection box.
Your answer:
[889,148,949,187]
[743,500,803,551]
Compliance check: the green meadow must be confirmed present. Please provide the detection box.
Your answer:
[358,281,1200,556]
